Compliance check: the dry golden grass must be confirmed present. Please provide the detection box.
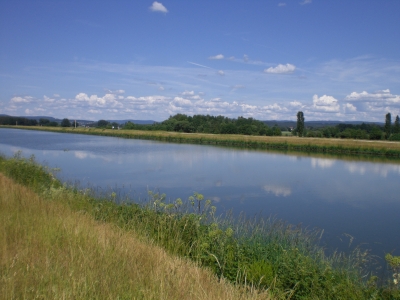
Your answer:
[6,125,400,152]
[0,173,271,300]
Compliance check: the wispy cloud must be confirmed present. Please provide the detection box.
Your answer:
[149,1,168,13]
[187,61,214,69]
[300,0,312,5]
[278,3,287,7]
[208,54,224,60]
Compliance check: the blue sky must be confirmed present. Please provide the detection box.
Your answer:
[1,0,399,122]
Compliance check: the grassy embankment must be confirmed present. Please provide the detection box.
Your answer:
[0,156,269,300]
[1,154,399,299]
[5,125,400,157]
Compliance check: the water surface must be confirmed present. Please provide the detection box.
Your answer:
[1,128,399,259]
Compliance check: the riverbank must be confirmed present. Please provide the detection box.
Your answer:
[3,125,400,157]
[0,160,269,299]
[1,154,398,299]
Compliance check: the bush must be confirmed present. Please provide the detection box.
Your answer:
[389,133,400,141]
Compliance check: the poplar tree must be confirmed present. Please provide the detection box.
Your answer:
[394,115,400,134]
[384,112,391,139]
[296,111,305,137]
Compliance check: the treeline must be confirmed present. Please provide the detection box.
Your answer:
[0,116,38,126]
[304,114,400,141]
[122,114,282,136]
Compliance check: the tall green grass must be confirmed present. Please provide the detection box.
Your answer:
[1,171,269,299]
[0,153,399,299]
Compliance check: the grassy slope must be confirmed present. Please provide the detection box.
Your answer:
[4,126,400,157]
[0,173,270,300]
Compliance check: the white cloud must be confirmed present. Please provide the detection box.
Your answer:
[264,63,296,74]
[217,70,225,76]
[231,85,245,90]
[312,94,340,112]
[263,103,284,111]
[11,96,32,103]
[344,103,357,112]
[243,54,249,62]
[278,3,287,7]
[75,93,121,108]
[345,89,400,103]
[300,0,312,5]
[171,97,193,107]
[149,1,168,13]
[25,109,34,114]
[208,54,224,60]
[290,101,303,107]
[181,90,195,96]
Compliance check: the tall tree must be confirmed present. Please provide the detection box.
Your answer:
[296,111,305,137]
[61,118,71,127]
[384,112,391,139]
[394,115,400,134]
[97,119,109,127]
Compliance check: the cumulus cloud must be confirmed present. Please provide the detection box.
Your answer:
[344,103,357,112]
[181,90,195,96]
[11,96,32,103]
[345,89,400,103]
[290,101,303,107]
[208,54,224,60]
[171,97,193,107]
[149,1,168,13]
[217,70,225,76]
[312,94,340,112]
[264,63,296,74]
